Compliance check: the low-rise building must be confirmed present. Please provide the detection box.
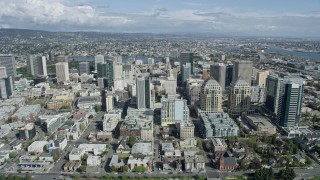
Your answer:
[109,155,126,169]
[69,148,85,161]
[78,144,107,155]
[116,140,131,154]
[211,138,228,152]
[96,131,112,141]
[18,123,36,140]
[48,136,68,152]
[162,142,175,157]
[179,122,194,139]
[219,157,239,171]
[39,114,66,134]
[87,155,101,166]
[184,155,205,172]
[199,112,239,138]
[127,155,152,171]
[77,96,101,109]
[120,114,153,141]
[131,142,153,156]
[103,112,121,132]
[11,104,41,121]
[180,138,197,149]
[244,115,277,136]
[27,141,49,154]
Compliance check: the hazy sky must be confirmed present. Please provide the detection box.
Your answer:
[1,0,320,37]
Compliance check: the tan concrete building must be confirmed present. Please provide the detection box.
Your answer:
[228,79,251,117]
[200,79,222,113]
[256,70,270,86]
[179,122,195,139]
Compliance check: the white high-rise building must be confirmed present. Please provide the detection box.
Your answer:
[200,79,223,113]
[164,76,177,96]
[161,95,189,126]
[27,55,47,76]
[113,63,123,80]
[106,94,114,112]
[95,55,105,71]
[55,62,69,83]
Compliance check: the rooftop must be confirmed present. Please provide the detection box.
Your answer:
[131,142,152,156]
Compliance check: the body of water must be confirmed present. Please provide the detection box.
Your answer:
[266,47,320,60]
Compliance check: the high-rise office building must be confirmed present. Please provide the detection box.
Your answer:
[265,75,304,127]
[161,95,189,126]
[202,66,209,80]
[256,70,270,87]
[55,62,69,83]
[181,63,191,87]
[27,55,47,77]
[225,64,234,87]
[0,67,7,78]
[210,63,226,91]
[279,78,304,127]
[97,60,114,87]
[95,55,105,70]
[136,76,151,109]
[233,60,253,85]
[0,54,16,78]
[200,79,223,113]
[0,67,13,99]
[180,52,194,74]
[113,62,123,81]
[228,79,251,117]
[78,62,90,75]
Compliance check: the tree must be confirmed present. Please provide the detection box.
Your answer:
[133,166,147,172]
[196,140,202,148]
[306,156,313,166]
[199,150,206,157]
[88,115,94,119]
[127,136,136,147]
[118,165,128,172]
[205,141,212,151]
[278,167,296,180]
[79,165,87,172]
[292,146,298,154]
[250,157,262,169]
[254,167,275,180]
[9,152,17,158]
[0,175,6,180]
[25,174,32,180]
[110,165,117,172]
[82,153,88,161]
[95,104,102,112]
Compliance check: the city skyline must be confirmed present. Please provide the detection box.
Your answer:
[0,0,319,37]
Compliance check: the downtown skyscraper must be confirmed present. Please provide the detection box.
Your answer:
[233,60,253,85]
[265,75,304,127]
[210,63,226,91]
[27,55,48,77]
[136,76,151,109]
